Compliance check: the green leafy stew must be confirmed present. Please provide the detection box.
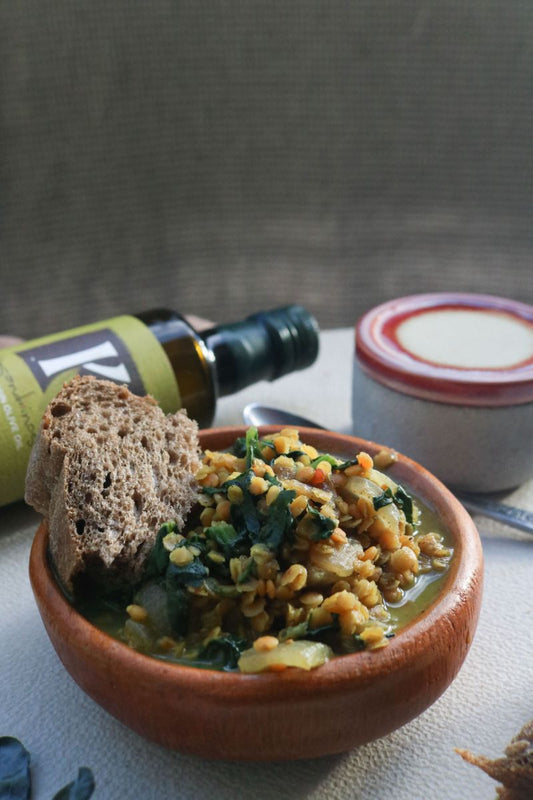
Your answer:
[76,428,453,673]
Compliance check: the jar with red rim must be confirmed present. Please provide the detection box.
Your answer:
[353,293,533,492]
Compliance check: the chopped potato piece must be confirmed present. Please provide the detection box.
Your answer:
[238,640,332,673]
[309,538,363,577]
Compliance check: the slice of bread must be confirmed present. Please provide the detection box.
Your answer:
[25,375,200,593]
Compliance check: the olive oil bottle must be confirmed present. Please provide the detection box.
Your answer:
[0,305,319,506]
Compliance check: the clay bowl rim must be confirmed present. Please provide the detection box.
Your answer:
[29,425,483,707]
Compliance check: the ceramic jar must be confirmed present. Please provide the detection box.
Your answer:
[353,293,533,492]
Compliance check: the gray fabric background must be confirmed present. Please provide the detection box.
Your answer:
[1,1,532,336]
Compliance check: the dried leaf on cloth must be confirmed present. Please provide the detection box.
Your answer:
[456,719,533,799]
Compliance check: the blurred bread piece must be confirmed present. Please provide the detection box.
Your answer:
[25,375,200,592]
[456,719,533,799]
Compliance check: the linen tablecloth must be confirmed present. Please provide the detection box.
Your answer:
[1,328,531,799]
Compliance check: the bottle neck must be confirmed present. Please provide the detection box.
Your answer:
[202,306,319,397]
[136,309,217,427]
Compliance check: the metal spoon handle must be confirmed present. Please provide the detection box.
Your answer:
[454,492,533,535]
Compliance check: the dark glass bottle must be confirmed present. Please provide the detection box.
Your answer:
[136,305,320,427]
[0,304,319,506]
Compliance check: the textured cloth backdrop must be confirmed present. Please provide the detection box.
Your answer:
[1,1,532,335]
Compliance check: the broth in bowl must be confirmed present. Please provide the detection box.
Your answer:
[76,427,453,673]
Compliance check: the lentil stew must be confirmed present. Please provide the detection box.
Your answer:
[77,427,453,673]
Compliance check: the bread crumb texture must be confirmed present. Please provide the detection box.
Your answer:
[25,375,200,591]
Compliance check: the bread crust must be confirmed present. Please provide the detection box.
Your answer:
[25,375,200,592]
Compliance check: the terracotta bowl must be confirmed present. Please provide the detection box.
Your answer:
[29,426,483,761]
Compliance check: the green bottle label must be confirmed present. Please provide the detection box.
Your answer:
[0,315,180,507]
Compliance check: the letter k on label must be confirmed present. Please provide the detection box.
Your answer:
[18,329,143,393]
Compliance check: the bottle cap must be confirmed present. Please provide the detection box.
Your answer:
[356,293,533,407]
[204,305,320,395]
[249,305,320,379]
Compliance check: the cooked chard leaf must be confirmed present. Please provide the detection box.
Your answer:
[164,583,189,635]
[166,558,209,589]
[146,529,211,636]
[0,736,31,800]
[205,521,241,559]
[263,471,282,486]
[231,429,270,460]
[309,452,361,470]
[309,453,340,468]
[206,558,231,582]
[307,504,337,539]
[393,485,414,524]
[199,484,225,496]
[236,557,257,584]
[244,426,265,468]
[307,616,341,641]
[332,458,360,471]
[52,767,95,800]
[163,556,209,635]
[145,521,177,577]
[158,520,178,537]
[203,467,280,502]
[204,521,246,579]
[224,469,292,551]
[255,488,296,552]
[308,453,360,471]
[203,577,240,598]
[285,450,308,461]
[229,472,262,537]
[185,533,208,554]
[278,621,308,641]
[372,486,414,523]
[198,635,248,670]
[373,488,394,511]
[231,435,247,458]
[280,615,341,643]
